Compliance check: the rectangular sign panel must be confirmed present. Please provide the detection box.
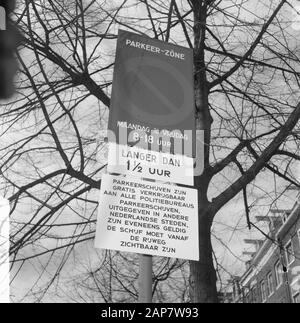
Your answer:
[108,29,195,158]
[95,174,199,261]
[107,143,194,186]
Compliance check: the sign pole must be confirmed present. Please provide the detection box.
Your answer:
[138,254,152,303]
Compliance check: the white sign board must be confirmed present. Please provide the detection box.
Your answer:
[107,143,194,186]
[95,174,199,261]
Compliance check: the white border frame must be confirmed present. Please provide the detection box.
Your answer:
[0,197,9,303]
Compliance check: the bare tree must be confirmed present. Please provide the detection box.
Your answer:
[1,0,300,302]
[60,251,189,303]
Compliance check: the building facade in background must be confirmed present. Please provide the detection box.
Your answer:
[232,193,300,303]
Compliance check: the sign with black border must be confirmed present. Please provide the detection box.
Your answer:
[108,29,196,158]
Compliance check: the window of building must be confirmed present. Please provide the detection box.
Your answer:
[248,292,252,304]
[251,286,257,303]
[267,272,274,296]
[275,261,283,287]
[244,292,250,303]
[293,293,300,304]
[285,240,295,266]
[261,280,267,302]
[281,212,289,223]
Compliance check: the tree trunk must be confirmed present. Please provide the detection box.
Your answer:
[188,0,218,303]
[189,192,218,303]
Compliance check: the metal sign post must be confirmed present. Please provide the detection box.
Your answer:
[138,254,152,303]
